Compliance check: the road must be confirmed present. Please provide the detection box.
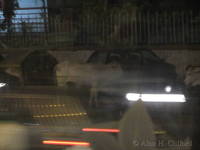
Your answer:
[0,86,193,150]
[0,86,91,131]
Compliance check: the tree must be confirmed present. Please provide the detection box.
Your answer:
[0,0,19,30]
[75,0,140,46]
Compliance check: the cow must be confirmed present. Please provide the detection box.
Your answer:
[5,67,23,85]
[184,65,200,86]
[55,60,123,106]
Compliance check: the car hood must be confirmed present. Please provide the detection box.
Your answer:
[101,68,184,95]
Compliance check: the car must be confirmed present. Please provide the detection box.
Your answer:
[56,49,187,135]
[59,48,185,105]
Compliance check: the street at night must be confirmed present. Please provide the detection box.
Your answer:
[0,0,199,150]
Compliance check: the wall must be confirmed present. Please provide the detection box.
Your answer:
[51,49,200,83]
[2,49,200,86]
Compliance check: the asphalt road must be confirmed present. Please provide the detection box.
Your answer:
[0,86,193,150]
[0,86,193,136]
[0,86,91,129]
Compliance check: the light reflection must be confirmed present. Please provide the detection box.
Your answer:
[126,93,186,102]
[165,86,172,93]
[82,128,120,133]
[82,128,166,134]
[43,140,91,147]
[33,112,87,118]
[0,83,6,88]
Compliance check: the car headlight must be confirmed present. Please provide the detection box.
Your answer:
[126,93,186,103]
[126,93,141,101]
[0,83,6,88]
[165,85,172,93]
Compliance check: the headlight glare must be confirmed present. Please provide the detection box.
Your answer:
[126,93,186,103]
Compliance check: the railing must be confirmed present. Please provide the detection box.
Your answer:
[0,10,200,49]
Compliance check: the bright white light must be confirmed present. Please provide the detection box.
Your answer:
[141,94,185,103]
[0,83,6,88]
[126,93,186,103]
[126,93,140,101]
[165,86,172,93]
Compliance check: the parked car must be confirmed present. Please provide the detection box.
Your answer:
[55,49,187,135]
[58,48,185,105]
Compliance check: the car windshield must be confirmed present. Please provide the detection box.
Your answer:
[0,1,199,150]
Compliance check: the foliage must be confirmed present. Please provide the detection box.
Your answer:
[75,1,141,47]
[0,0,19,30]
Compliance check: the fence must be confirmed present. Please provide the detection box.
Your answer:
[0,10,200,49]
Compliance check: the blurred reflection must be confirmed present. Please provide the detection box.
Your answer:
[0,49,194,150]
[0,122,28,150]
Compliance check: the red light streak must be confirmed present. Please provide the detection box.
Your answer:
[82,128,120,133]
[43,140,91,147]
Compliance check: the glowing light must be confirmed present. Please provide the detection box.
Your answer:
[165,86,172,93]
[0,83,6,88]
[43,140,90,147]
[82,128,166,135]
[126,93,186,103]
[33,112,87,118]
[126,93,140,101]
[141,94,185,102]
[82,128,120,133]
